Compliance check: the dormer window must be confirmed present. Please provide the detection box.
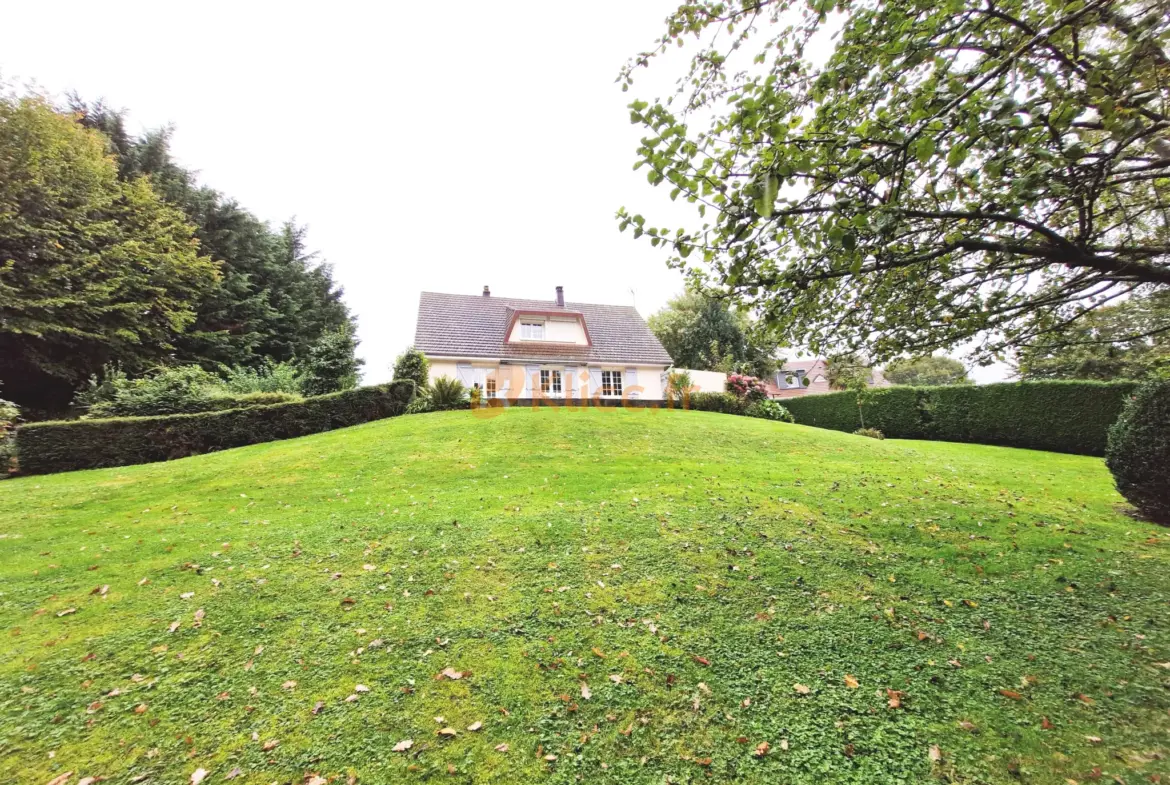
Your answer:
[520,321,545,340]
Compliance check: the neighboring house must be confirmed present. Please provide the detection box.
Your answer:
[761,358,889,399]
[413,286,673,401]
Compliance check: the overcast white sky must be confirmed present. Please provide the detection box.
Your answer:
[1,1,1010,384]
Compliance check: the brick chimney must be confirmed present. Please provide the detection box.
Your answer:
[482,285,490,297]
[555,285,564,307]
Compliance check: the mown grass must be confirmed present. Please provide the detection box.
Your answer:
[1,407,1167,784]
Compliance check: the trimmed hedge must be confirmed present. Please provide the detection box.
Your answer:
[782,380,1136,455]
[1106,380,1170,525]
[16,382,415,475]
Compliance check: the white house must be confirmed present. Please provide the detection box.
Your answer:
[412,286,674,401]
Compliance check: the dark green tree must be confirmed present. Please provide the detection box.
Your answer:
[648,292,779,377]
[0,95,219,410]
[69,97,355,371]
[1015,292,1170,381]
[299,325,364,396]
[619,0,1170,363]
[391,347,430,394]
[884,355,971,386]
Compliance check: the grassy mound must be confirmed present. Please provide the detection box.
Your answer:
[1,408,1167,784]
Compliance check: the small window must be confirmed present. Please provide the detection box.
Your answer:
[539,369,562,395]
[520,322,544,340]
[602,370,623,397]
[485,377,497,398]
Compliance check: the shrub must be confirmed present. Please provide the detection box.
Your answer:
[83,365,224,417]
[666,370,693,403]
[1106,380,1170,525]
[854,427,885,440]
[16,382,415,475]
[688,392,748,415]
[783,380,1134,455]
[218,361,303,395]
[300,325,363,396]
[745,399,794,423]
[392,347,429,393]
[726,373,768,402]
[429,376,467,410]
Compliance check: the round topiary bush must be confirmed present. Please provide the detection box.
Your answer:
[1106,380,1170,525]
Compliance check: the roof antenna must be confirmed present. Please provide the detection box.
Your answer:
[629,288,637,310]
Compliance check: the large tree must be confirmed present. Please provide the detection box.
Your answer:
[1014,290,1170,379]
[619,0,1170,363]
[884,355,972,385]
[648,291,780,376]
[69,97,356,370]
[0,95,219,410]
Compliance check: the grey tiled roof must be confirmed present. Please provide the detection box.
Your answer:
[413,291,673,365]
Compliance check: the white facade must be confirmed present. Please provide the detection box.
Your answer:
[428,360,665,401]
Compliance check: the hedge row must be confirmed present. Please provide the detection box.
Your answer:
[782,380,1137,455]
[16,382,416,475]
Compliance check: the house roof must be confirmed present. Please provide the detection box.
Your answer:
[413,291,673,366]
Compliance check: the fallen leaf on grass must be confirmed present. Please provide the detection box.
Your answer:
[998,689,1023,700]
[262,739,279,751]
[312,701,325,715]
[191,770,208,785]
[494,743,509,752]
[1041,716,1053,729]
[793,683,810,694]
[928,745,942,763]
[305,776,327,785]
[1085,735,1102,744]
[467,721,482,731]
[438,668,463,680]
[693,656,711,666]
[57,608,77,617]
[393,739,413,752]
[886,689,903,708]
[753,741,770,757]
[543,754,557,762]
[78,778,97,785]
[86,701,103,714]
[45,774,73,785]
[282,681,297,690]
[592,647,606,659]
[844,674,859,689]
[1076,694,1094,705]
[354,684,370,693]
[437,727,458,737]
[134,703,148,714]
[168,621,180,633]
[225,768,243,780]
[780,739,789,751]
[608,674,623,684]
[957,720,976,731]
[91,585,108,596]
[581,683,592,700]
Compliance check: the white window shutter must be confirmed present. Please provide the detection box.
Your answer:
[624,367,639,399]
[455,363,474,387]
[564,366,576,395]
[524,365,541,397]
[588,367,602,396]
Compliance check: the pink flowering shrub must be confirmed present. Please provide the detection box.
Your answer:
[726,373,768,402]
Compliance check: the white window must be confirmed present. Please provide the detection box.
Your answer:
[520,322,544,340]
[540,369,562,395]
[601,370,623,397]
[485,377,497,398]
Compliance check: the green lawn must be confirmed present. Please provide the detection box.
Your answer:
[1,407,1167,784]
